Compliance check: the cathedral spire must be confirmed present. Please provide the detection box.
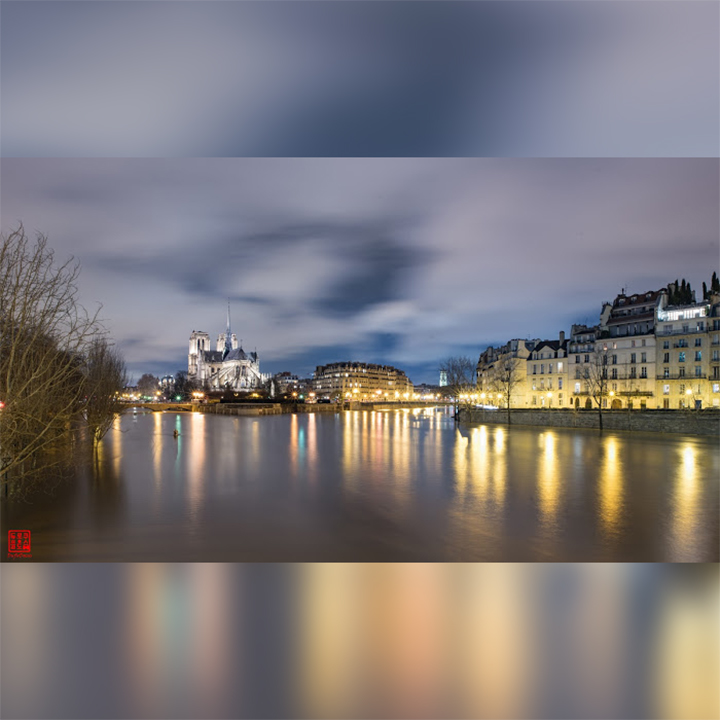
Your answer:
[224,299,232,358]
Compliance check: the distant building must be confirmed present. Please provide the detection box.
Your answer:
[439,370,448,387]
[188,305,262,390]
[313,362,413,401]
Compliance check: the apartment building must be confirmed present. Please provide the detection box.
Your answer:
[526,333,569,408]
[313,362,413,401]
[655,293,720,409]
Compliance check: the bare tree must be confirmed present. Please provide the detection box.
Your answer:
[439,356,476,417]
[488,355,523,424]
[84,337,127,447]
[136,373,159,398]
[587,345,611,431]
[0,225,101,491]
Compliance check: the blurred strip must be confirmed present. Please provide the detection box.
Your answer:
[1,564,718,719]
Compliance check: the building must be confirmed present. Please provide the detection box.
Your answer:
[188,306,262,390]
[313,362,413,401]
[526,333,569,408]
[655,290,720,409]
[477,338,537,407]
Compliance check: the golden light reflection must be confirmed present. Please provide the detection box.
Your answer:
[599,436,623,540]
[670,444,701,560]
[655,575,720,720]
[456,565,533,719]
[538,431,560,529]
[113,413,123,477]
[187,412,206,527]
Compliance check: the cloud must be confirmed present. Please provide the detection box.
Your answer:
[2,1,717,157]
[1,158,718,382]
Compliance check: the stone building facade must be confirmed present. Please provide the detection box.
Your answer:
[188,307,262,390]
[313,362,413,401]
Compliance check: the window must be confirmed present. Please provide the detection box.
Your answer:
[678,352,685,362]
[664,368,670,378]
[663,399,670,409]
[641,352,646,363]
[663,340,669,349]
[532,395,537,405]
[630,367,637,379]
[533,364,537,375]
[612,368,618,379]
[548,364,553,374]
[532,381,536,391]
[558,378,563,390]
[558,361,563,371]
[540,364,545,374]
[698,322,705,332]
[584,354,589,363]
[575,368,581,379]
[584,368,589,379]
[631,340,636,347]
[682,324,689,333]
[695,351,702,361]
[540,379,545,390]
[602,399,607,408]
[641,367,647,378]
[695,337,702,347]
[713,351,719,362]
[679,367,685,378]
[630,353,636,363]
[612,354,617,365]
[713,383,720,393]
[575,355,580,363]
[679,383,685,394]
[642,339,646,346]
[574,382,581,394]
[663,384,670,395]
[695,366,702,377]
[663,352,669,363]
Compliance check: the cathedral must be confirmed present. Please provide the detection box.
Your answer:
[188,306,263,390]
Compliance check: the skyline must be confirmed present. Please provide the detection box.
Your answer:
[2,158,717,383]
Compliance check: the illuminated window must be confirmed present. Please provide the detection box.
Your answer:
[713,383,719,393]
[695,351,702,361]
[678,352,685,362]
[663,384,670,395]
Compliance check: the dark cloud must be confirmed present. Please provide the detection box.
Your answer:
[2,1,717,157]
[1,158,717,383]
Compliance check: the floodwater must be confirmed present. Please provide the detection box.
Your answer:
[2,408,718,561]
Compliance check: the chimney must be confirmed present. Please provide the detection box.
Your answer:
[559,330,565,344]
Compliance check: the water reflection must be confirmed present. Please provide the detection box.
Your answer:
[538,432,560,532]
[8,564,713,719]
[599,436,624,541]
[1,411,718,561]
[670,444,701,561]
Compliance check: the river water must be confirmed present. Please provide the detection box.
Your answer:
[2,408,718,561]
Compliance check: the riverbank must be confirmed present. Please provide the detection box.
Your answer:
[458,407,719,436]
[195,401,446,416]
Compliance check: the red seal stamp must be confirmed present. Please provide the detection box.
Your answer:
[8,530,32,558]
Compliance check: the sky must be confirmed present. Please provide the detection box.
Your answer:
[1,1,718,158]
[1,1,718,383]
[2,158,718,383]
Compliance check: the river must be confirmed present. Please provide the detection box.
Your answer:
[2,407,718,561]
